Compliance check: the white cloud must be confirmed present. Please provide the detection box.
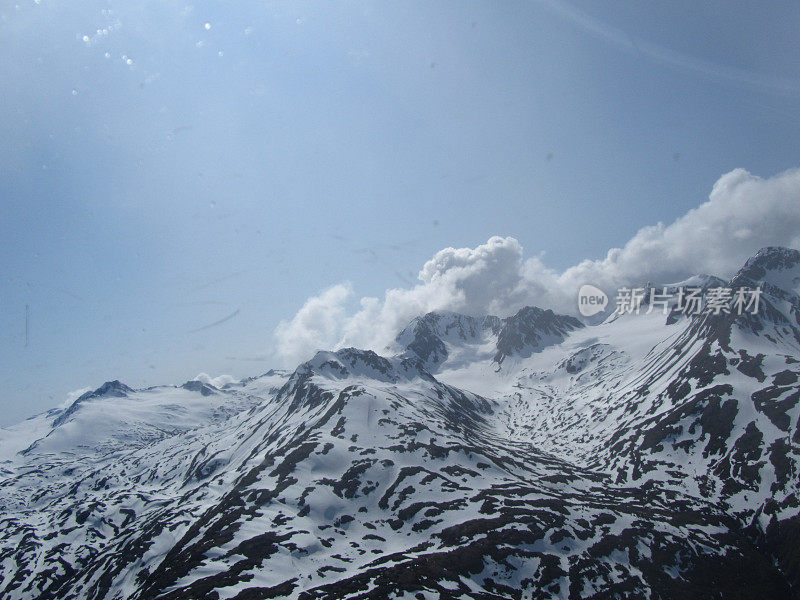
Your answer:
[60,387,92,408]
[274,168,800,365]
[194,373,238,388]
[274,283,354,366]
[553,168,800,295]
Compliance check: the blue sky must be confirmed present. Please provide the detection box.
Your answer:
[2,1,800,425]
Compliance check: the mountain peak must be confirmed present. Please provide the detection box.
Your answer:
[180,380,218,396]
[52,380,134,427]
[301,348,430,383]
[736,246,800,281]
[86,380,132,398]
[395,305,584,369]
[394,311,485,368]
[729,246,800,306]
[493,305,583,364]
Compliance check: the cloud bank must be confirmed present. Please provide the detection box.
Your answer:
[275,168,800,365]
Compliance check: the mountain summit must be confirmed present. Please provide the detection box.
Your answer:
[395,305,582,370]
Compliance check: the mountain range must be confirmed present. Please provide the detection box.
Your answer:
[1,246,799,599]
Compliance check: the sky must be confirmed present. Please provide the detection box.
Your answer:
[1,0,800,426]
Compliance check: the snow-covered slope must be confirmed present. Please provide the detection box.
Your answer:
[1,247,799,599]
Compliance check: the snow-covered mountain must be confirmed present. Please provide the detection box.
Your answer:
[393,306,582,370]
[1,247,799,599]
